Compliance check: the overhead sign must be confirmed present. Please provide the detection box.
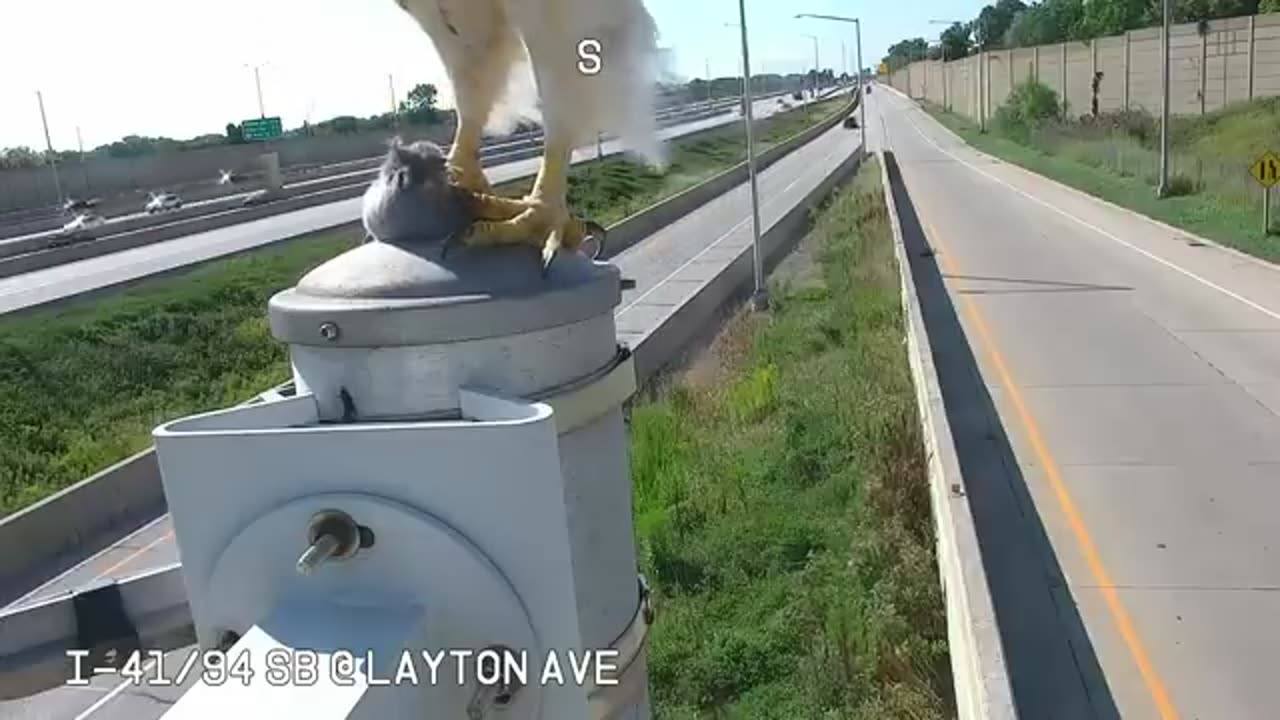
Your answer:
[241,116,283,142]
[1250,150,1280,188]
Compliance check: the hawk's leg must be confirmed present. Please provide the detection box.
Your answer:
[444,118,533,225]
[446,120,494,196]
[455,137,593,274]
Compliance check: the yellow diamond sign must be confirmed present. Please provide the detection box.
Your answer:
[1250,150,1280,188]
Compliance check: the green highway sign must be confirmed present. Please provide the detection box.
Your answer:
[241,116,283,142]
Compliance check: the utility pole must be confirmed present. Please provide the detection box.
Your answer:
[1158,0,1172,197]
[35,91,64,207]
[734,0,768,311]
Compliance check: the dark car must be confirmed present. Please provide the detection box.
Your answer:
[62,197,98,213]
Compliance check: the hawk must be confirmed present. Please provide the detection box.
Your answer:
[393,0,664,272]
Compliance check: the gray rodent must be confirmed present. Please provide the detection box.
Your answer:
[360,138,472,246]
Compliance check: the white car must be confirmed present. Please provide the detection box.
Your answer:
[145,192,183,214]
[57,213,106,242]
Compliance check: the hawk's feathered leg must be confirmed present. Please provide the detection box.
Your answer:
[452,137,599,273]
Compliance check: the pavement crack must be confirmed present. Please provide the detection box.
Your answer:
[1133,302,1280,423]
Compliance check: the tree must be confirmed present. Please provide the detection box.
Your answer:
[1264,0,1280,12]
[1004,0,1086,46]
[974,0,1027,50]
[884,38,929,70]
[225,122,245,144]
[399,83,440,124]
[0,146,42,170]
[940,22,974,60]
[1079,0,1149,37]
[1171,0,1259,23]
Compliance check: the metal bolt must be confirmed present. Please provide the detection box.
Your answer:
[296,509,362,575]
[296,532,342,575]
[319,322,341,342]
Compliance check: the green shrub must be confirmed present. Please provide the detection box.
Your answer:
[994,79,1061,141]
[1165,172,1199,197]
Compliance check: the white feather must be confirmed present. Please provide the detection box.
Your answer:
[397,0,665,167]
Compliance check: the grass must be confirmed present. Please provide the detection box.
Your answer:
[633,158,953,718]
[922,96,1280,264]
[0,94,854,516]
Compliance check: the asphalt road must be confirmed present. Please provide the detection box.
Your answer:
[0,94,817,316]
[0,100,863,719]
[875,87,1280,719]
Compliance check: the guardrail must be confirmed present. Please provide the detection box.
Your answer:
[881,151,1018,720]
[0,92,858,607]
[0,92,794,244]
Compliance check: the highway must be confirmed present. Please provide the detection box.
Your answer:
[0,94,762,244]
[0,92,863,720]
[876,86,1280,719]
[0,94,816,316]
[0,92,800,248]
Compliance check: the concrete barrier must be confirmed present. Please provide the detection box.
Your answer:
[880,151,1018,720]
[632,140,865,383]
[605,94,858,259]
[0,92,857,605]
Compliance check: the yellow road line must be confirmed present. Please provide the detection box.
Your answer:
[90,529,175,583]
[912,197,1180,720]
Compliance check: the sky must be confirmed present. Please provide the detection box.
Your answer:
[0,0,990,152]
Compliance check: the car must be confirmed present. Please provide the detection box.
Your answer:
[792,91,804,102]
[241,189,281,207]
[57,212,106,243]
[62,197,99,214]
[865,84,872,95]
[843,114,860,130]
[145,192,184,214]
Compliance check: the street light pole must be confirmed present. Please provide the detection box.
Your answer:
[705,57,713,102]
[802,34,819,99]
[76,124,88,193]
[930,20,968,118]
[796,13,865,157]
[244,63,268,119]
[254,66,265,118]
[1158,0,1172,197]
[35,91,64,207]
[855,18,865,136]
[734,0,768,311]
[388,73,398,126]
